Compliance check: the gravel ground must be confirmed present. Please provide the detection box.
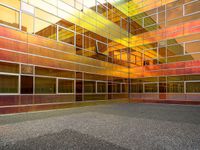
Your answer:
[0,103,200,150]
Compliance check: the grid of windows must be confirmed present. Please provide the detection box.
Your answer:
[0,0,199,106]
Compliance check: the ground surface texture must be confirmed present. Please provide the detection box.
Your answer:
[0,103,200,150]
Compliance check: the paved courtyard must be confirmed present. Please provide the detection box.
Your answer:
[0,103,200,150]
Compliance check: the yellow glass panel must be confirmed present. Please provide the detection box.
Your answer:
[22,13,34,33]
[0,0,20,9]
[0,5,19,28]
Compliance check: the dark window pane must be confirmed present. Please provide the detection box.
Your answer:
[76,80,82,93]
[112,83,121,93]
[97,82,106,93]
[0,75,18,93]
[58,79,74,93]
[144,83,158,93]
[21,76,33,94]
[84,81,96,93]
[35,77,56,94]
[108,82,112,93]
[167,82,184,93]
[186,82,200,93]
[122,84,128,93]
[159,83,166,93]
[131,84,143,93]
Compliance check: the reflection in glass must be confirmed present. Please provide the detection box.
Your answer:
[58,79,74,93]
[84,81,96,93]
[35,77,56,94]
[0,75,18,93]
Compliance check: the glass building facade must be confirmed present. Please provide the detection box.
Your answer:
[0,0,199,113]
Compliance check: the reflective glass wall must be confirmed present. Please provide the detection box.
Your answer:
[129,0,200,102]
[0,0,199,113]
[0,0,129,113]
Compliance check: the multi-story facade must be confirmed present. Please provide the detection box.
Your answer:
[0,0,199,114]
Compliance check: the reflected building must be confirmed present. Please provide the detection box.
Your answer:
[0,0,200,114]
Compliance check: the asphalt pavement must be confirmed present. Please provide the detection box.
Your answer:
[0,103,200,150]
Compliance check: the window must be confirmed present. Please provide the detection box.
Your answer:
[144,83,158,93]
[97,41,107,54]
[121,18,128,31]
[76,34,84,48]
[21,13,34,33]
[76,80,83,93]
[97,2,107,17]
[121,50,128,62]
[21,76,33,94]
[184,0,200,16]
[0,5,19,29]
[84,36,96,51]
[1,0,20,9]
[143,14,157,27]
[0,62,19,73]
[112,83,121,93]
[57,19,75,31]
[185,75,200,81]
[108,82,112,93]
[185,41,200,54]
[141,77,158,82]
[0,75,18,93]
[167,82,184,93]
[75,0,83,11]
[35,19,57,40]
[35,67,74,78]
[97,82,106,93]
[167,76,184,82]
[158,12,165,23]
[84,81,96,93]
[186,82,200,93]
[84,73,107,81]
[58,79,74,93]
[122,84,128,93]
[166,6,183,21]
[35,8,60,24]
[131,84,143,93]
[159,83,167,93]
[58,27,74,45]
[35,77,56,94]
[167,44,184,56]
[76,72,83,79]
[21,65,33,75]
[21,2,34,14]
[159,47,166,58]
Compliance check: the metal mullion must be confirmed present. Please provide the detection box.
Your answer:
[56,78,58,94]
[33,66,35,94]
[18,64,21,95]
